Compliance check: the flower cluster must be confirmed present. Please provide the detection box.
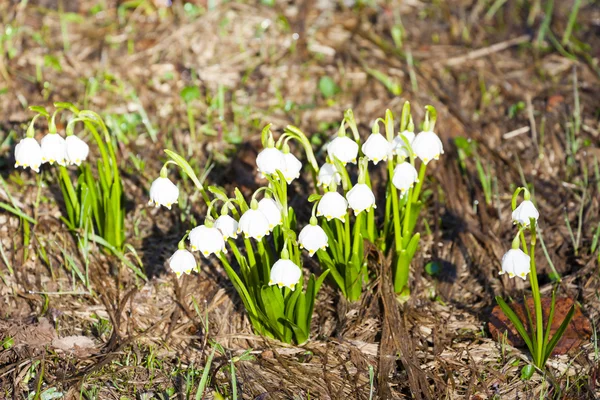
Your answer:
[150,103,444,342]
[15,131,89,173]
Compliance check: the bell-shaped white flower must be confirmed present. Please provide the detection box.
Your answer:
[411,131,444,164]
[41,133,67,166]
[256,147,285,178]
[237,208,271,240]
[346,183,376,215]
[282,152,302,183]
[214,214,238,239]
[14,137,43,173]
[392,162,419,193]
[500,249,531,280]
[512,200,539,226]
[189,225,226,257]
[65,135,89,166]
[298,221,328,256]
[316,191,348,222]
[148,177,179,209]
[258,198,282,230]
[391,130,415,158]
[361,133,391,165]
[317,162,341,187]
[269,259,302,290]
[168,249,196,277]
[327,136,359,165]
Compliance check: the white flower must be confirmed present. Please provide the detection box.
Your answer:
[269,259,302,290]
[41,133,67,166]
[214,215,238,239]
[168,249,196,277]
[258,198,282,230]
[411,131,444,164]
[237,208,271,240]
[65,135,89,166]
[361,133,391,165]
[391,130,415,158]
[500,249,530,280]
[392,162,419,193]
[189,225,226,257]
[256,147,285,178]
[298,224,328,256]
[148,177,179,209]
[282,152,302,183]
[327,136,359,165]
[14,137,42,173]
[316,191,348,222]
[317,162,341,187]
[346,183,376,215]
[512,200,539,226]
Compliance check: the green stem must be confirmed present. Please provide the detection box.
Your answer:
[388,162,402,252]
[411,162,427,203]
[344,213,351,261]
[528,226,543,367]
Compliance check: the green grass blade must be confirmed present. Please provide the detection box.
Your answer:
[0,202,36,224]
[196,347,216,400]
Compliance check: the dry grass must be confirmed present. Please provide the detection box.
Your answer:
[0,0,599,398]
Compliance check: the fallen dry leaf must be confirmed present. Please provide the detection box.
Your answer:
[488,297,592,355]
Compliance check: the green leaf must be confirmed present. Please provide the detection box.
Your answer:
[180,86,201,103]
[495,296,534,355]
[318,76,340,98]
[520,364,535,380]
[29,106,50,117]
[260,124,272,148]
[308,194,322,203]
[0,202,36,224]
[164,149,204,191]
[208,186,229,202]
[544,304,575,363]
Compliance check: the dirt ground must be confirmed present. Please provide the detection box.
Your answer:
[0,0,599,398]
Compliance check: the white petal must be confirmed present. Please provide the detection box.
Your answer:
[149,177,179,208]
[168,249,196,276]
[298,224,328,256]
[361,133,391,165]
[511,201,539,226]
[257,147,285,177]
[258,198,282,230]
[269,259,302,290]
[317,163,341,187]
[392,162,418,193]
[282,153,302,183]
[41,133,67,166]
[316,191,348,222]
[412,131,444,164]
[346,184,376,215]
[326,137,359,165]
[14,138,42,173]
[214,215,239,239]
[238,209,271,240]
[65,135,89,166]
[189,225,226,256]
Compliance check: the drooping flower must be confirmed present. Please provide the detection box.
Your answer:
[392,162,419,193]
[298,221,328,256]
[148,177,179,209]
[391,130,415,159]
[282,152,302,183]
[269,259,302,290]
[500,249,531,280]
[40,133,67,166]
[237,208,271,240]
[14,137,42,173]
[512,200,539,226]
[256,147,285,178]
[411,131,444,164]
[327,136,359,165]
[214,214,239,239]
[317,162,341,187]
[316,191,348,222]
[361,133,391,165]
[258,198,283,230]
[168,249,196,277]
[189,225,226,257]
[346,183,376,215]
[65,135,89,166]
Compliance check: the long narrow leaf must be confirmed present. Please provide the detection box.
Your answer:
[544,305,575,363]
[495,296,534,355]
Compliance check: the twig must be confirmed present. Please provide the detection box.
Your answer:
[442,35,531,67]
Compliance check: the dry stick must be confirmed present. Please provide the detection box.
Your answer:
[443,34,531,67]
[526,94,538,149]
[377,248,433,400]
